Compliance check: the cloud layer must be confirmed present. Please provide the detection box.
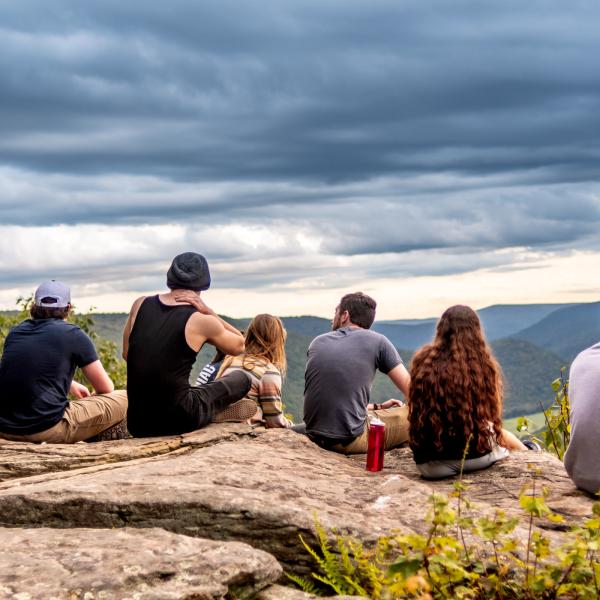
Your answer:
[0,1,599,313]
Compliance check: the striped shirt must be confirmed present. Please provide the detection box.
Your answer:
[217,355,283,418]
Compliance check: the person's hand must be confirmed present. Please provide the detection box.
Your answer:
[70,381,91,399]
[382,398,405,409]
[173,291,214,315]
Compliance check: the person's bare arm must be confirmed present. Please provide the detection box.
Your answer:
[367,398,405,411]
[70,381,91,399]
[387,363,410,398]
[499,428,527,451]
[122,296,145,360]
[173,291,243,339]
[81,360,114,394]
[191,313,245,356]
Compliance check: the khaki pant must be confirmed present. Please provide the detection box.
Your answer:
[0,390,128,444]
[333,405,409,454]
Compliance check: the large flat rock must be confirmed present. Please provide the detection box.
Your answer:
[0,429,434,571]
[0,423,260,482]
[0,427,595,578]
[0,436,183,482]
[378,447,595,525]
[0,527,280,599]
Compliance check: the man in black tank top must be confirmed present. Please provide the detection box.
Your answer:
[123,253,251,436]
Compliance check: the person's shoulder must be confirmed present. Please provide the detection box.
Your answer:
[56,320,91,338]
[49,318,79,331]
[3,319,30,341]
[130,295,149,312]
[572,341,600,370]
[263,361,281,376]
[579,340,600,356]
[9,318,31,332]
[361,327,387,339]
[309,330,337,348]
[187,310,222,335]
[241,356,278,376]
[356,327,392,346]
[47,320,93,346]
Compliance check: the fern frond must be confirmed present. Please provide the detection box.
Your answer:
[337,535,356,578]
[343,574,369,596]
[285,573,322,596]
[311,573,343,594]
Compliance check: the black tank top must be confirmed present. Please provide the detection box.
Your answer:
[127,295,198,436]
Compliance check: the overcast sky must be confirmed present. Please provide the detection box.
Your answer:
[1,1,599,318]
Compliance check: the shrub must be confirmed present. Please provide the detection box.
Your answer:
[517,370,571,460]
[291,469,600,599]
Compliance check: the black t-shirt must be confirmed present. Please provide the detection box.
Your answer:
[0,319,98,434]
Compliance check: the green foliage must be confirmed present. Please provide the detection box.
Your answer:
[292,471,600,599]
[286,517,385,597]
[538,370,571,460]
[0,297,30,355]
[514,370,571,460]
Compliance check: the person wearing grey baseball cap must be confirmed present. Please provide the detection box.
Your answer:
[34,279,72,308]
[123,252,252,437]
[0,281,128,443]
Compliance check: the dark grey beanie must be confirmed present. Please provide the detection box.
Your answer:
[167,252,211,291]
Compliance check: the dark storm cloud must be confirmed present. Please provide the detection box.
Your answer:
[1,0,600,274]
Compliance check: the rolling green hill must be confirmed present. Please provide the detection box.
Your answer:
[491,339,566,417]
[477,303,575,340]
[513,301,600,361]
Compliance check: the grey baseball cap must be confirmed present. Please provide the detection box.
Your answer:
[34,280,71,308]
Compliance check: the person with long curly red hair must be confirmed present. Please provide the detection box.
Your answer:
[408,304,526,479]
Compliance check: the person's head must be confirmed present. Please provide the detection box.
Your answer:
[166,252,211,292]
[30,280,72,320]
[244,314,287,374]
[332,292,377,330]
[435,304,488,350]
[408,304,503,456]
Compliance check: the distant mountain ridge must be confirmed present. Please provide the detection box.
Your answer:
[513,302,600,361]
[374,303,576,349]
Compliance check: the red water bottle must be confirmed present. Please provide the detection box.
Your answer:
[366,418,385,472]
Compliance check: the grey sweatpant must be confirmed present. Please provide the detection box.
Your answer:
[416,444,510,479]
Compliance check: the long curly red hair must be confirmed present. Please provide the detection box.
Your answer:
[408,305,504,459]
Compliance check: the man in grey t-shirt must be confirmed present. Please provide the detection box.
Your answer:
[564,342,600,495]
[303,292,411,454]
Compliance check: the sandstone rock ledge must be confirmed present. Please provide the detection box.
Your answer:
[0,424,595,599]
[0,527,280,600]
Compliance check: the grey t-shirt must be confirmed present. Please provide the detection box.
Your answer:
[564,342,600,495]
[303,326,403,440]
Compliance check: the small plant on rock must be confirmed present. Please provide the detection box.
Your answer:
[290,469,600,599]
[539,370,571,460]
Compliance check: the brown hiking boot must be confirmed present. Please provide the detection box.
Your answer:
[213,398,258,423]
[87,418,132,442]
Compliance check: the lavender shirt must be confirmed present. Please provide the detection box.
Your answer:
[564,342,600,495]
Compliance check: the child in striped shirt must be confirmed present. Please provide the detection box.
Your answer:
[212,314,291,428]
